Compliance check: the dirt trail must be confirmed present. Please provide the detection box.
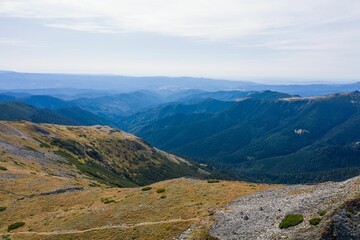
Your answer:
[11,218,199,236]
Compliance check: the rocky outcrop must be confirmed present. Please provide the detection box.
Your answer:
[322,198,360,240]
[210,176,360,240]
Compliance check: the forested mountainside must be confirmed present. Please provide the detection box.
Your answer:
[125,91,360,183]
[1,89,360,184]
[0,102,111,126]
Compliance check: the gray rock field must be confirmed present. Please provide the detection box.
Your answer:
[210,176,360,240]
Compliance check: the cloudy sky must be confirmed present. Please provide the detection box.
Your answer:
[0,0,359,83]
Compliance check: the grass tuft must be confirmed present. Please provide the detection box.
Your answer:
[279,214,304,229]
[319,209,327,216]
[8,222,25,231]
[156,188,166,193]
[0,166,7,171]
[309,217,321,226]
[142,186,152,191]
[101,198,116,204]
[207,179,220,183]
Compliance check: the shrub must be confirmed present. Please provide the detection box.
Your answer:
[279,214,304,229]
[160,195,167,199]
[207,179,220,183]
[156,188,166,193]
[101,198,116,204]
[0,166,7,171]
[8,222,25,231]
[319,210,327,216]
[142,186,152,191]
[309,217,321,226]
[0,207,7,211]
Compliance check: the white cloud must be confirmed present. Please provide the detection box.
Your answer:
[0,0,359,80]
[1,0,359,40]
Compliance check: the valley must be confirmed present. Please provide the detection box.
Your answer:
[0,121,359,239]
[2,1,360,238]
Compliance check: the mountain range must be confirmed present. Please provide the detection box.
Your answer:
[0,73,360,184]
[123,91,360,183]
[1,71,360,97]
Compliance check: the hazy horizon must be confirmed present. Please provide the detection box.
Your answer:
[0,69,359,86]
[1,0,360,83]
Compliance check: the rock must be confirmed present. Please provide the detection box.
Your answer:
[210,176,360,240]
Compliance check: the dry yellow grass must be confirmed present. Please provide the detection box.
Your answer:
[1,171,275,239]
[0,121,278,239]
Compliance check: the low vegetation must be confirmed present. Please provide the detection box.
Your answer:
[1,234,10,240]
[7,222,25,231]
[207,179,220,183]
[279,214,304,229]
[0,166,7,171]
[0,121,276,239]
[142,186,152,191]
[309,217,322,226]
[319,209,327,216]
[0,207,7,211]
[156,188,166,193]
[101,198,116,204]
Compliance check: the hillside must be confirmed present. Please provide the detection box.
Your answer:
[0,102,111,127]
[0,102,76,125]
[0,121,207,187]
[0,121,275,239]
[126,91,360,183]
[72,91,162,117]
[0,121,358,239]
[0,91,163,118]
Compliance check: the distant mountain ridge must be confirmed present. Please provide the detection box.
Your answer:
[1,83,360,184]
[124,91,360,183]
[0,102,111,126]
[0,71,359,96]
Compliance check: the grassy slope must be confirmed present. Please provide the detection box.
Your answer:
[0,121,206,188]
[0,132,275,239]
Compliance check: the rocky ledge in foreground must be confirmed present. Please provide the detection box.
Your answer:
[210,176,360,240]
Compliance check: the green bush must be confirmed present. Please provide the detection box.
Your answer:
[156,188,166,193]
[8,222,25,231]
[142,186,152,191]
[309,217,321,226]
[279,214,304,229]
[0,207,7,211]
[319,210,327,216]
[207,179,220,183]
[0,166,7,171]
[160,195,167,199]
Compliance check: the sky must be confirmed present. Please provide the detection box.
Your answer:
[0,0,360,83]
